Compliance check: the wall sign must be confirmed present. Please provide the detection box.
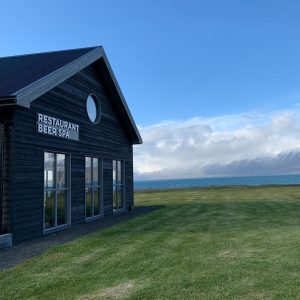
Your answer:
[37,113,79,141]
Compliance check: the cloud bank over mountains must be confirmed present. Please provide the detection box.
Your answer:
[134,109,300,180]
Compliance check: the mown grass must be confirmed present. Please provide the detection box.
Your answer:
[1,186,300,299]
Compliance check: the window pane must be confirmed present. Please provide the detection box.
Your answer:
[44,152,70,231]
[56,154,66,189]
[86,187,92,218]
[117,185,123,209]
[113,185,118,210]
[117,161,122,185]
[93,188,100,215]
[113,160,116,185]
[85,157,91,186]
[93,158,98,185]
[57,190,67,226]
[44,152,54,189]
[86,95,98,123]
[44,191,55,229]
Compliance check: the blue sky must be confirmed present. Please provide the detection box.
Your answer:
[2,1,300,178]
[2,1,300,125]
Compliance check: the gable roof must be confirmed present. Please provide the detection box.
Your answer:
[0,46,142,144]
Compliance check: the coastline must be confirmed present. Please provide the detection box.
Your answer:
[134,183,300,193]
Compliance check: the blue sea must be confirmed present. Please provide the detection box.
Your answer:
[134,174,300,190]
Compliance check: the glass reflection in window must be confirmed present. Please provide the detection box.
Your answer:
[113,160,124,212]
[44,152,69,231]
[85,157,102,218]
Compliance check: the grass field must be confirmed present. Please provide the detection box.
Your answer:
[1,186,300,299]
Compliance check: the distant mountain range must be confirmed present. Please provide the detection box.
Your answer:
[135,150,300,181]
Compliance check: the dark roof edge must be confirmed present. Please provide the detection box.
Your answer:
[100,49,143,144]
[9,46,142,144]
[0,46,96,60]
[0,96,17,106]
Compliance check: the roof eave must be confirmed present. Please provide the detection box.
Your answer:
[0,96,17,106]
[134,139,143,145]
[99,49,143,144]
[12,47,103,108]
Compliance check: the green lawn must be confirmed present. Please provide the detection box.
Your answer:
[1,186,300,299]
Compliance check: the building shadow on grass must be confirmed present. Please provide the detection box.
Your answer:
[0,205,164,270]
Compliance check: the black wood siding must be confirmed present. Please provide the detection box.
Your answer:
[0,117,13,234]
[11,63,134,243]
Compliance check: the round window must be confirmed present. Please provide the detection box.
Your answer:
[86,94,101,124]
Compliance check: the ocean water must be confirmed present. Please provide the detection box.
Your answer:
[134,174,300,190]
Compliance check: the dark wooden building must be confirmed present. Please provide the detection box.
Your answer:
[0,46,142,247]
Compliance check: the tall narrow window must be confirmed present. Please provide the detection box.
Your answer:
[44,152,69,231]
[85,157,102,219]
[113,160,125,212]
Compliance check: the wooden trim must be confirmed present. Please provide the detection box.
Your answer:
[0,97,17,106]
[13,48,102,108]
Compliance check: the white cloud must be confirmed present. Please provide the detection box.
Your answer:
[134,109,300,180]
